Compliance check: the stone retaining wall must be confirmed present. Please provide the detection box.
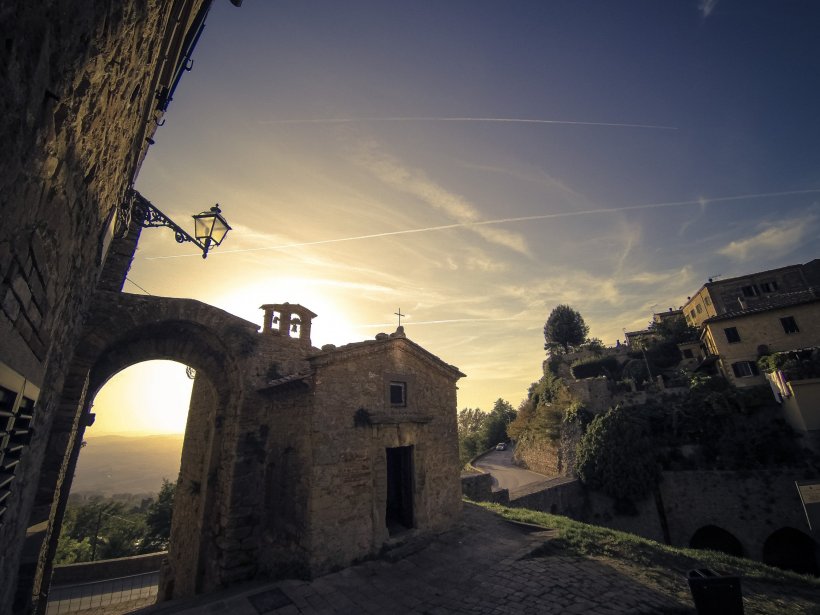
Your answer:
[460,472,509,504]
[508,469,814,564]
[51,552,166,586]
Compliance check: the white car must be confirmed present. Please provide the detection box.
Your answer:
[495,442,507,451]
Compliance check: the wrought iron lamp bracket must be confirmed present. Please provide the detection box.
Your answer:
[119,189,223,258]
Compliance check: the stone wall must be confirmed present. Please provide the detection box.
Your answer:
[304,336,463,575]
[460,472,509,504]
[509,470,813,564]
[514,417,583,478]
[513,437,562,476]
[33,292,257,610]
[51,552,166,586]
[162,377,217,599]
[510,479,666,543]
[659,470,811,560]
[0,3,214,613]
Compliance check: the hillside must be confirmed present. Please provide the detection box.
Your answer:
[478,501,820,614]
[72,434,184,496]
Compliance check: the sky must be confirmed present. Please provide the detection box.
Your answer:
[91,0,820,434]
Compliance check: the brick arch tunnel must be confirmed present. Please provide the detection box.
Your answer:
[763,527,819,576]
[20,291,259,614]
[689,524,746,557]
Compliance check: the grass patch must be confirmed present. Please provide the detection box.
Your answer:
[470,497,820,615]
[475,501,819,588]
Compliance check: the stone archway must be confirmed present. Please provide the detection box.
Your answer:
[22,291,259,613]
[689,525,746,557]
[763,527,819,576]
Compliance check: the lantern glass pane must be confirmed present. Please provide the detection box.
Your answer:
[194,215,215,241]
[209,216,230,245]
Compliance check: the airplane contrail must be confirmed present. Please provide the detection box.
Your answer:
[144,188,820,260]
[259,116,679,131]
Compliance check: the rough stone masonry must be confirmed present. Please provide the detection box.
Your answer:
[0,2,233,613]
[1,5,466,614]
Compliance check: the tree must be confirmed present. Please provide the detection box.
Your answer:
[457,407,486,435]
[54,535,93,565]
[575,405,659,511]
[60,498,145,561]
[648,312,698,344]
[142,478,176,552]
[544,305,589,354]
[481,398,517,446]
[457,407,487,465]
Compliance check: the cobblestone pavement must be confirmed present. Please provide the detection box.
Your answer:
[138,504,696,615]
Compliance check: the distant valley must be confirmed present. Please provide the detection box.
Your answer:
[72,434,184,496]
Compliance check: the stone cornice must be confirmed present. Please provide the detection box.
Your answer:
[308,335,464,380]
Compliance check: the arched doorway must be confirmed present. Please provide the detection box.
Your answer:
[48,361,194,611]
[20,292,256,614]
[763,527,819,576]
[689,525,745,557]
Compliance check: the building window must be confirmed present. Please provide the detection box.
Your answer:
[696,304,703,314]
[741,285,759,298]
[690,309,696,320]
[704,296,712,306]
[682,348,694,359]
[780,316,799,334]
[731,361,759,378]
[0,364,39,526]
[724,327,741,343]
[760,281,778,293]
[389,382,406,407]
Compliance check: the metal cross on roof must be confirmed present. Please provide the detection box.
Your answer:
[394,308,405,327]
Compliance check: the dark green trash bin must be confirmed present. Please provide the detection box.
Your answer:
[687,568,744,615]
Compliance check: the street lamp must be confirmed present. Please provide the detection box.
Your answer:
[125,190,232,259]
[193,205,231,258]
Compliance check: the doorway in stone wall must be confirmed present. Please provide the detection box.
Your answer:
[385,446,414,535]
[19,295,250,615]
[43,360,194,612]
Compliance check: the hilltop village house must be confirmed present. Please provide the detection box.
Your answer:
[677,260,820,443]
[0,2,459,614]
[681,260,820,329]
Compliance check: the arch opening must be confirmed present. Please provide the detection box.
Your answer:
[763,527,819,576]
[689,525,745,557]
[24,305,249,613]
[53,361,194,566]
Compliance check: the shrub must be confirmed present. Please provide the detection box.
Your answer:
[575,406,659,509]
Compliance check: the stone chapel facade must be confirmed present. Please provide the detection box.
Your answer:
[164,303,464,599]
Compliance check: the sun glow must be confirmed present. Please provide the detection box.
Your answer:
[91,361,194,435]
[212,277,365,347]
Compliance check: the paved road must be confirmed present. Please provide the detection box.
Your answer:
[135,503,701,615]
[473,446,554,493]
[46,571,158,614]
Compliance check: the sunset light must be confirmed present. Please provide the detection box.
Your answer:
[111,0,820,426]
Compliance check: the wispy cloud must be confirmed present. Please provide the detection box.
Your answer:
[699,0,719,18]
[630,266,694,286]
[612,223,641,276]
[504,272,623,309]
[354,141,531,255]
[718,214,818,261]
[143,188,820,260]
